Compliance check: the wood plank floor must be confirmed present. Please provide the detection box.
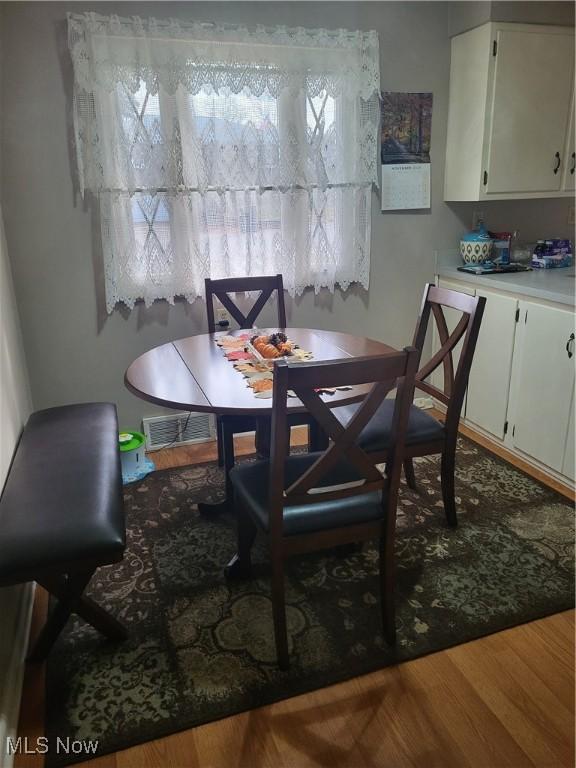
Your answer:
[15,422,575,768]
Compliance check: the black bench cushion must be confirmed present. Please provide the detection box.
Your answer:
[230,453,384,536]
[0,403,125,585]
[334,401,445,454]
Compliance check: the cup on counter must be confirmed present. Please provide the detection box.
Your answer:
[491,232,513,265]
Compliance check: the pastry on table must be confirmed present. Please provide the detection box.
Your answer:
[251,332,293,359]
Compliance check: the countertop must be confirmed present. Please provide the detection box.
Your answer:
[436,252,575,307]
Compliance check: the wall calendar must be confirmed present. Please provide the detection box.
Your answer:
[380,92,433,211]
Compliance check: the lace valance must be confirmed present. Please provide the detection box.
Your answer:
[68,13,380,98]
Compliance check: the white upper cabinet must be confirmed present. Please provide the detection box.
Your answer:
[561,91,575,193]
[444,23,575,201]
[486,28,574,194]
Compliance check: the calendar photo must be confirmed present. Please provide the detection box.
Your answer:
[381,91,433,210]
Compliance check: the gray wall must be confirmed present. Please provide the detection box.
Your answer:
[0,2,31,483]
[491,0,574,26]
[0,191,34,768]
[0,5,35,759]
[449,1,574,35]
[1,2,573,427]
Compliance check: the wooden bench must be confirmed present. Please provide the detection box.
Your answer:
[0,403,127,662]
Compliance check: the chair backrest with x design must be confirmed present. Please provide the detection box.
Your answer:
[268,349,419,537]
[205,275,287,332]
[411,283,486,437]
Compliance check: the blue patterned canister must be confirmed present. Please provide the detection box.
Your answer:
[460,222,494,264]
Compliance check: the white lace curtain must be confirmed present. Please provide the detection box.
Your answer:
[68,13,381,311]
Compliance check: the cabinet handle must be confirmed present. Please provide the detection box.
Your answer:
[571,152,575,175]
[566,333,575,359]
[553,152,561,174]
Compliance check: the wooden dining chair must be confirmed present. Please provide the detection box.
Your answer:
[205,275,327,474]
[206,274,287,335]
[334,284,486,528]
[228,347,419,669]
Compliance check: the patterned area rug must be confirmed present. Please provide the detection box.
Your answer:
[45,437,574,766]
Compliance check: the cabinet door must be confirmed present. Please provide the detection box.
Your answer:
[562,391,575,481]
[512,302,575,472]
[465,290,518,440]
[561,91,575,192]
[486,28,574,195]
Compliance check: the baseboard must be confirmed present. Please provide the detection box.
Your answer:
[0,583,35,768]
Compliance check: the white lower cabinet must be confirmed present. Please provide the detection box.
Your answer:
[465,289,518,440]
[509,301,575,473]
[562,393,575,481]
[436,277,575,484]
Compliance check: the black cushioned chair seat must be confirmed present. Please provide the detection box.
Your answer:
[230,453,383,536]
[335,401,445,454]
[0,403,125,584]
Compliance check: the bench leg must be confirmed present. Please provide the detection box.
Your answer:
[28,571,127,663]
[28,572,92,663]
[76,593,128,641]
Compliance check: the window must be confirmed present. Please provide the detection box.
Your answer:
[69,13,380,311]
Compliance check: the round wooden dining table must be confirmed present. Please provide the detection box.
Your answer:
[125,327,397,417]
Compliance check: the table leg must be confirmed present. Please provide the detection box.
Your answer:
[255,416,271,458]
[225,504,257,580]
[309,417,329,452]
[197,416,272,517]
[198,418,235,516]
[224,553,252,580]
[198,498,231,515]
